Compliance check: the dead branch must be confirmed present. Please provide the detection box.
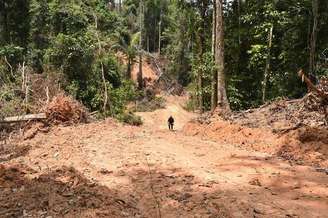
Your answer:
[298,69,328,100]
[4,56,13,77]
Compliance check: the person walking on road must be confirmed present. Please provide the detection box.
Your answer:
[168,116,174,130]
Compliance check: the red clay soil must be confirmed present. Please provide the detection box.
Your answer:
[1,95,328,217]
[278,126,328,167]
[183,118,328,168]
[183,119,279,153]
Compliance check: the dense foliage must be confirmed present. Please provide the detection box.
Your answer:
[161,0,328,110]
[1,0,328,116]
[0,0,136,118]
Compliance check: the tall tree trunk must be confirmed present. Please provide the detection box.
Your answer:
[237,0,241,46]
[0,0,9,44]
[109,0,115,10]
[197,1,208,113]
[118,0,122,12]
[158,1,162,54]
[215,0,229,109]
[158,10,162,55]
[147,36,150,52]
[127,58,132,79]
[211,0,218,111]
[309,0,319,74]
[138,0,144,89]
[197,39,204,113]
[153,18,157,52]
[196,30,204,112]
[237,0,241,76]
[262,25,273,103]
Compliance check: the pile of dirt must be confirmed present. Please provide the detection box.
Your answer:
[183,118,328,168]
[184,76,328,167]
[183,119,280,153]
[278,126,328,167]
[0,165,140,218]
[43,94,88,125]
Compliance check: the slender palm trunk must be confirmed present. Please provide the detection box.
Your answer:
[94,14,109,113]
[158,19,162,55]
[262,25,273,103]
[197,42,204,112]
[138,0,144,89]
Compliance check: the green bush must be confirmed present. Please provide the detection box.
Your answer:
[184,97,197,112]
[45,33,94,83]
[134,96,166,112]
[45,33,138,118]
[117,112,143,126]
[0,45,24,82]
[107,80,138,116]
[0,85,25,118]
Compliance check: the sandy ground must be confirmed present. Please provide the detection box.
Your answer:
[129,58,159,85]
[1,94,327,218]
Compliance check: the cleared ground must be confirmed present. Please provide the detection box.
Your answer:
[1,95,327,218]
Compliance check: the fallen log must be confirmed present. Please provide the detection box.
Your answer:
[0,113,47,123]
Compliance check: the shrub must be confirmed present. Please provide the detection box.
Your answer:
[117,112,143,126]
[45,33,94,84]
[184,97,197,112]
[0,84,25,118]
[0,45,24,81]
[134,96,166,112]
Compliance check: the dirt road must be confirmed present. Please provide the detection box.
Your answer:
[1,95,328,218]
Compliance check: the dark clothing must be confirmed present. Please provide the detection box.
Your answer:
[168,116,174,130]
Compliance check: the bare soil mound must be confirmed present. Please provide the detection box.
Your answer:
[0,164,140,218]
[184,76,328,167]
[184,95,328,168]
[278,127,328,167]
[184,117,328,168]
[43,94,88,125]
[183,119,279,153]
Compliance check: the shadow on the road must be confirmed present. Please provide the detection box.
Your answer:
[0,165,140,218]
[0,164,236,218]
[215,155,328,201]
[1,161,326,218]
